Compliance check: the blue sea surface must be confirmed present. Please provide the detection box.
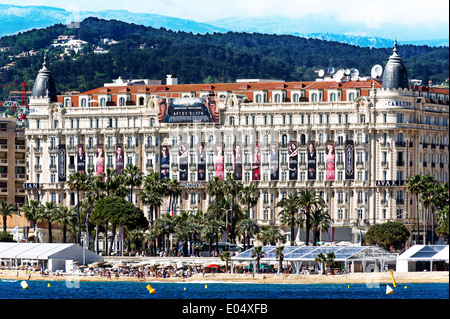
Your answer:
[0,279,448,299]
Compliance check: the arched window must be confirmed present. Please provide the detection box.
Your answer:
[311,93,318,102]
[119,97,126,106]
[100,98,106,106]
[139,97,145,105]
[150,118,155,127]
[256,94,262,103]
[293,93,299,102]
[330,93,336,102]
[281,134,287,147]
[349,92,355,101]
[81,98,87,107]
[274,94,281,103]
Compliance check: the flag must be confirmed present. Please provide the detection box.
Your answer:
[327,227,335,242]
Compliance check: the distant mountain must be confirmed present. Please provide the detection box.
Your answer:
[0,4,448,49]
[206,16,449,48]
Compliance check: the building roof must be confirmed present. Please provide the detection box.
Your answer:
[382,41,409,90]
[30,55,58,102]
[0,243,103,263]
[397,245,449,261]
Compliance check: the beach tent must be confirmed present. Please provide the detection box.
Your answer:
[230,245,397,274]
[396,245,449,272]
[0,243,103,272]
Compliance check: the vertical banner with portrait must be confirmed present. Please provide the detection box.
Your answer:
[288,141,298,181]
[76,144,85,173]
[215,143,224,180]
[95,144,105,180]
[326,141,335,181]
[58,144,66,182]
[307,141,317,180]
[252,143,261,181]
[345,140,355,180]
[160,145,170,180]
[270,142,279,181]
[197,142,206,181]
[115,145,124,175]
[233,143,243,180]
[179,143,188,181]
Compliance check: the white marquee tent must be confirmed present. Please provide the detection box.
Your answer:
[0,243,103,272]
[396,245,449,272]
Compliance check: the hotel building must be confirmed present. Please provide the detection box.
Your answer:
[25,43,449,244]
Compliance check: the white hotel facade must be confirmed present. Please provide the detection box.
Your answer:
[25,44,449,244]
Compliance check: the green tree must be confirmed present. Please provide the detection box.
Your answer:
[21,199,41,243]
[36,201,58,243]
[251,246,265,274]
[309,208,331,246]
[0,200,18,233]
[219,251,231,272]
[123,164,143,203]
[298,189,325,246]
[67,171,87,244]
[275,246,285,274]
[239,183,258,218]
[406,174,424,243]
[364,221,410,251]
[206,176,225,255]
[224,173,243,244]
[276,194,300,245]
[237,218,260,250]
[258,226,285,246]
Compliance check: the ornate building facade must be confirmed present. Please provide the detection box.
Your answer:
[25,44,449,244]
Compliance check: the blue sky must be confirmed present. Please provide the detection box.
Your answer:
[1,0,449,39]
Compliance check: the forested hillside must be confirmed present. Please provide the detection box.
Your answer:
[0,17,448,99]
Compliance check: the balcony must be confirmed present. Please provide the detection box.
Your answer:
[395,141,406,148]
[34,164,42,171]
[423,162,427,167]
[396,199,405,205]
[33,146,42,153]
[381,161,388,167]
[0,159,7,165]
[49,164,57,171]
[396,161,405,167]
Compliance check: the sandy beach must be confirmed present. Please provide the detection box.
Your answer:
[1,270,448,284]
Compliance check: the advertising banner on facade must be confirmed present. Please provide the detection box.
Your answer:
[270,142,279,181]
[115,145,124,175]
[233,143,243,180]
[197,142,206,181]
[307,141,316,180]
[345,140,355,180]
[157,97,219,123]
[288,141,298,181]
[76,144,85,173]
[58,144,66,182]
[95,144,105,179]
[215,143,224,180]
[252,143,261,181]
[179,143,188,181]
[326,141,335,181]
[160,145,170,179]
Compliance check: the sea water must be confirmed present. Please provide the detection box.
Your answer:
[0,279,448,299]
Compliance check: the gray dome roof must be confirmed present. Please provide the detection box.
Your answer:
[382,41,409,90]
[31,55,58,102]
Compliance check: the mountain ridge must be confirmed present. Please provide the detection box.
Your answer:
[0,4,448,49]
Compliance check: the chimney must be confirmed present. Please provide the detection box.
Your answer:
[166,74,178,85]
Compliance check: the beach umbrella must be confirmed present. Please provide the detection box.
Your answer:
[206,264,220,268]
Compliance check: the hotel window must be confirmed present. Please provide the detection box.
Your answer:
[318,171,324,181]
[360,114,366,123]
[311,93,318,102]
[256,94,262,103]
[357,191,364,204]
[338,191,344,203]
[337,209,343,220]
[274,94,281,103]
[88,137,93,148]
[281,171,287,182]
[349,92,355,101]
[229,116,234,125]
[244,172,250,182]
[330,92,336,102]
[300,171,305,181]
[396,209,404,219]
[337,170,343,181]
[293,93,299,102]
[81,98,87,107]
[69,137,74,149]
[107,155,113,167]
[119,97,126,106]
[100,98,106,106]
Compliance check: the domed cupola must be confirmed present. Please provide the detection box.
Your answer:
[382,41,409,90]
[31,54,58,102]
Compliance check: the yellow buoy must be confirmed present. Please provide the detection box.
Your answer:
[205,284,208,289]
[404,286,407,289]
[347,285,350,289]
[386,285,394,295]
[146,284,156,294]
[389,271,397,287]
[47,283,51,287]
[184,287,187,290]
[20,281,29,289]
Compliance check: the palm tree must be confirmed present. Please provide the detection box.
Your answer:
[297,189,325,246]
[144,229,158,256]
[123,164,143,203]
[257,226,285,246]
[276,193,300,245]
[418,174,437,244]
[55,205,73,243]
[21,199,41,243]
[154,213,174,255]
[275,246,284,274]
[37,201,58,243]
[239,183,258,218]
[309,208,331,246]
[67,171,87,244]
[314,253,327,275]
[237,218,260,250]
[406,175,423,243]
[251,246,265,274]
[224,173,243,244]
[0,200,18,233]
[206,176,225,255]
[167,178,182,215]
[174,211,191,257]
[219,251,231,272]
